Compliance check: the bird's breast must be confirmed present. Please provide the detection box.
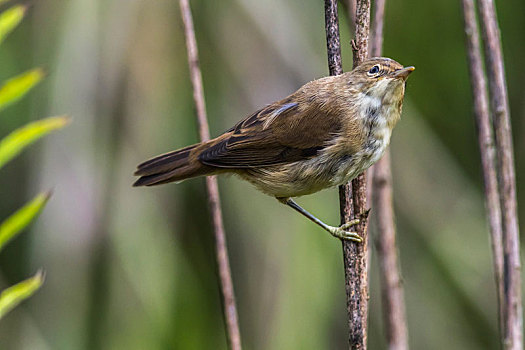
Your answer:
[330,128,391,187]
[329,95,399,186]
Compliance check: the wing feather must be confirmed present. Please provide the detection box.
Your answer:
[199,97,342,168]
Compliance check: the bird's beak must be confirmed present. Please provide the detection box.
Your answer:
[393,66,415,79]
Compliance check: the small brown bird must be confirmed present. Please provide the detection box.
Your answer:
[134,57,414,241]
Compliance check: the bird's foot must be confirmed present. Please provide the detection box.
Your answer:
[326,219,362,242]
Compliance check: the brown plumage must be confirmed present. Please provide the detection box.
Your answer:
[134,57,414,241]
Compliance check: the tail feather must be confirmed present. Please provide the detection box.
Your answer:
[135,144,197,176]
[133,143,212,187]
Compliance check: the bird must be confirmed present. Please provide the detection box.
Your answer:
[134,57,414,242]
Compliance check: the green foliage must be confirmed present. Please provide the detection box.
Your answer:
[0,3,66,322]
[0,116,69,169]
[0,271,44,320]
[0,4,25,46]
[0,69,45,113]
[0,191,51,252]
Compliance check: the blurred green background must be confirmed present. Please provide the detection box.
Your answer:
[0,0,524,348]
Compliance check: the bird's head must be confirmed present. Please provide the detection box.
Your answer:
[350,57,415,103]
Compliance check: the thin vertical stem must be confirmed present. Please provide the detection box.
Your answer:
[351,0,370,67]
[372,153,409,350]
[324,0,371,348]
[369,1,409,349]
[324,0,343,77]
[349,2,371,349]
[476,1,522,349]
[460,0,504,335]
[369,0,385,58]
[179,1,242,349]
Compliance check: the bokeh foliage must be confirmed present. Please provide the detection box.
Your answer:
[0,0,524,349]
[0,1,66,323]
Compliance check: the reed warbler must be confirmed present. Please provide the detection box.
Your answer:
[134,57,414,242]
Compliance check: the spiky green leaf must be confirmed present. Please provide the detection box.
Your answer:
[0,191,51,252]
[0,68,45,113]
[0,271,44,320]
[0,5,26,46]
[0,116,69,169]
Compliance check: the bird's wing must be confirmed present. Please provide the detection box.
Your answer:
[198,99,343,168]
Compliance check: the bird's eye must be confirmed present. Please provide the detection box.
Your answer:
[368,65,380,75]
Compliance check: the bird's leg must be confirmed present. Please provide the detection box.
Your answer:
[277,197,362,242]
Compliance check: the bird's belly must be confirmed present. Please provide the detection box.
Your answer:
[239,146,386,198]
[239,160,336,198]
[239,131,391,198]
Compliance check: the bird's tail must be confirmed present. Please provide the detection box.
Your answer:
[133,143,214,186]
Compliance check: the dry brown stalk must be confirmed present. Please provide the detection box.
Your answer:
[476,0,523,348]
[372,153,409,350]
[179,1,242,349]
[324,0,371,348]
[369,0,385,59]
[460,0,504,335]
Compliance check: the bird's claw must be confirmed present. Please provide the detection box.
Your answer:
[327,219,362,242]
